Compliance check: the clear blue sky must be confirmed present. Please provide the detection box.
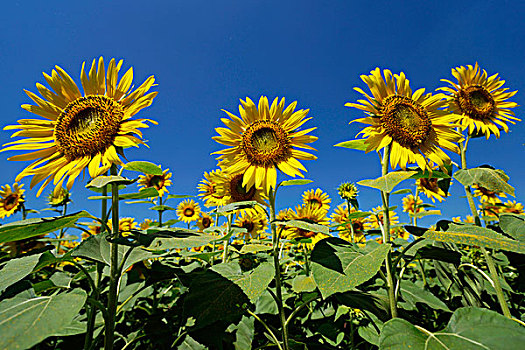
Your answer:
[1,0,524,227]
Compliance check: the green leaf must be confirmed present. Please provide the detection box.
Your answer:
[212,262,274,302]
[379,307,525,350]
[278,179,313,187]
[399,280,450,312]
[142,228,220,250]
[275,219,330,235]
[391,188,412,195]
[0,254,43,293]
[53,319,87,336]
[358,171,418,193]
[0,289,87,350]
[149,205,176,211]
[424,223,525,254]
[0,211,94,243]
[123,161,163,175]
[292,275,317,293]
[233,316,255,350]
[311,238,391,298]
[214,201,261,214]
[88,187,160,200]
[86,175,136,189]
[454,167,515,196]
[167,194,193,199]
[178,335,206,350]
[334,139,367,151]
[499,213,525,241]
[238,244,272,254]
[413,209,441,219]
[408,167,451,179]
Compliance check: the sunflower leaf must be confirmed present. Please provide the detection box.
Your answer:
[212,262,274,302]
[274,219,330,235]
[454,167,515,196]
[167,194,193,199]
[214,201,262,214]
[357,171,417,193]
[412,209,441,218]
[123,161,163,175]
[279,179,313,187]
[499,213,525,241]
[0,253,43,293]
[407,167,451,179]
[149,205,176,211]
[86,175,136,189]
[334,139,368,151]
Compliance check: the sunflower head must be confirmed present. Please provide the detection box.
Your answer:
[346,68,462,172]
[416,177,448,203]
[119,217,137,236]
[338,182,358,201]
[439,63,519,139]
[138,167,172,197]
[213,96,317,194]
[365,206,399,230]
[177,199,201,223]
[402,194,423,214]
[302,188,331,212]
[472,184,506,204]
[1,57,158,196]
[330,203,366,243]
[281,204,330,249]
[501,200,524,214]
[214,171,268,207]
[197,169,228,207]
[0,183,25,219]
[235,210,268,241]
[197,212,214,232]
[47,186,70,207]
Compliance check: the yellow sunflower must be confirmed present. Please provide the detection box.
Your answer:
[234,210,268,241]
[138,167,172,197]
[417,177,448,203]
[213,96,317,193]
[402,194,423,214]
[0,183,25,219]
[346,68,462,172]
[330,203,366,243]
[501,200,524,214]
[302,188,331,212]
[1,57,158,196]
[452,215,475,224]
[197,212,214,231]
[177,199,201,223]
[365,206,399,230]
[140,218,153,230]
[47,186,70,207]
[119,217,137,236]
[472,184,506,204]
[337,182,358,201]
[213,171,268,207]
[197,169,228,207]
[439,63,519,138]
[281,204,330,249]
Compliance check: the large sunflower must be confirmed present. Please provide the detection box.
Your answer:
[213,171,268,208]
[138,167,172,197]
[197,169,228,207]
[213,96,317,193]
[0,183,25,219]
[439,63,519,138]
[302,188,331,213]
[346,68,462,172]
[1,57,157,196]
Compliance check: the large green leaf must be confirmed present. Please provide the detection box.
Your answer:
[233,316,255,350]
[278,179,313,187]
[499,213,525,241]
[275,219,330,235]
[379,307,525,349]
[358,171,417,193]
[399,280,450,312]
[292,275,317,293]
[89,187,160,200]
[0,289,87,350]
[0,211,94,243]
[86,175,136,189]
[212,262,274,302]
[424,223,525,254]
[334,139,367,151]
[214,201,262,214]
[454,167,515,196]
[311,238,391,298]
[0,254,42,293]
[143,228,220,250]
[123,161,163,175]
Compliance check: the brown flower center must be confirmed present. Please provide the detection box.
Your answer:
[307,198,323,209]
[3,194,20,211]
[229,174,257,202]
[241,121,291,166]
[183,208,195,217]
[55,95,123,160]
[419,178,439,192]
[241,220,255,233]
[457,85,495,121]
[201,217,212,228]
[380,95,432,148]
[297,228,316,238]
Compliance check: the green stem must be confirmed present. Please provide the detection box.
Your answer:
[459,135,511,318]
[380,144,398,318]
[56,203,68,255]
[303,245,310,275]
[222,214,232,263]
[413,188,419,227]
[104,165,120,350]
[346,199,356,243]
[246,309,284,350]
[158,197,163,227]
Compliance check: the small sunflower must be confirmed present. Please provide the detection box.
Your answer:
[177,199,201,223]
[197,212,214,231]
[402,194,423,214]
[197,169,228,207]
[281,204,330,249]
[138,167,172,197]
[338,182,358,201]
[213,96,317,193]
[47,186,70,207]
[501,200,524,214]
[330,203,366,243]
[417,177,448,203]
[346,68,462,172]
[140,218,153,230]
[213,171,268,207]
[234,210,268,241]
[1,57,157,196]
[119,217,137,236]
[392,227,410,241]
[439,63,519,138]
[472,184,506,204]
[452,215,475,224]
[0,183,25,219]
[365,206,399,230]
[302,188,331,212]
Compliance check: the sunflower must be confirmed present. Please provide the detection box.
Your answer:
[213,96,317,193]
[138,167,172,197]
[234,210,268,241]
[47,186,70,207]
[197,212,214,231]
[439,63,519,138]
[402,194,423,215]
[417,177,448,203]
[392,226,410,241]
[338,182,358,201]
[302,188,331,212]
[177,199,201,223]
[1,57,158,196]
[452,215,475,224]
[213,171,268,207]
[472,184,506,204]
[0,183,25,219]
[346,68,462,172]
[119,217,137,236]
[281,204,330,249]
[365,206,399,230]
[330,203,366,243]
[197,169,228,207]
[140,218,153,230]
[501,200,524,214]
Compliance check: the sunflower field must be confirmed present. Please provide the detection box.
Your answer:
[1,58,525,350]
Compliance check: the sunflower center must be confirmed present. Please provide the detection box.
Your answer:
[229,174,257,202]
[55,95,124,160]
[241,221,255,233]
[457,85,495,120]
[202,217,212,228]
[242,121,291,166]
[149,175,165,190]
[419,178,439,192]
[308,199,323,209]
[297,228,316,238]
[380,96,432,148]
[3,194,19,211]
[184,208,195,217]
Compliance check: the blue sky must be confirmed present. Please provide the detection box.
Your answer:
[1,0,524,228]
